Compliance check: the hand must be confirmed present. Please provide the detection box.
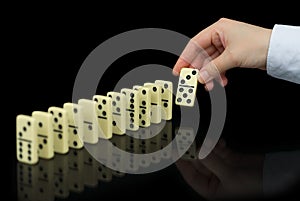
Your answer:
[173,18,272,90]
[176,139,265,200]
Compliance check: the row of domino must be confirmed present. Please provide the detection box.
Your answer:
[16,80,173,165]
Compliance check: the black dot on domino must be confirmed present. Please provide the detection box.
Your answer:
[179,88,184,92]
[188,88,193,93]
[38,122,43,127]
[130,124,134,128]
[73,108,78,113]
[116,96,120,101]
[102,100,106,104]
[39,144,43,149]
[142,101,146,105]
[73,141,78,146]
[94,98,98,102]
[164,103,168,108]
[43,139,47,144]
[183,93,188,98]
[130,104,134,109]
[122,92,126,95]
[58,124,62,130]
[23,127,26,132]
[186,75,191,80]
[142,120,146,125]
[142,109,146,114]
[54,117,58,123]
[130,118,134,123]
[88,125,93,130]
[177,97,182,102]
[192,70,197,75]
[142,90,146,95]
[130,113,134,117]
[153,87,157,92]
[116,107,120,112]
[112,101,116,106]
[130,93,134,98]
[19,132,22,137]
[98,104,102,110]
[58,112,62,117]
[102,111,106,116]
[161,88,164,93]
[112,121,116,126]
[27,121,31,126]
[187,99,191,104]
[180,79,185,84]
[130,99,134,103]
[58,134,63,139]
[139,114,142,119]
[164,83,168,89]
[108,95,112,98]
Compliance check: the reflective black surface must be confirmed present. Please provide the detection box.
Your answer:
[14,119,300,201]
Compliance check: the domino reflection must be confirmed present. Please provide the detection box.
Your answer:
[17,121,175,201]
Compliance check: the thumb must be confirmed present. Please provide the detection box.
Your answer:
[198,50,234,84]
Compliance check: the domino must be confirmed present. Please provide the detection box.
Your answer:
[175,68,199,107]
[93,95,113,139]
[68,148,84,192]
[53,154,69,198]
[48,106,69,154]
[32,111,54,159]
[107,92,126,135]
[133,85,151,127]
[78,99,98,144]
[144,82,162,124]
[120,88,139,131]
[63,103,84,149]
[16,115,38,165]
[154,80,173,120]
[137,127,151,168]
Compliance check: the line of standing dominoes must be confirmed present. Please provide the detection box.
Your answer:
[16,80,174,165]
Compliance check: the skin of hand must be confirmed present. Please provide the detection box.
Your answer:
[173,18,272,91]
[176,139,265,200]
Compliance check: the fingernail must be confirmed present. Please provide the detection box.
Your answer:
[205,81,214,91]
[172,70,179,76]
[199,70,210,83]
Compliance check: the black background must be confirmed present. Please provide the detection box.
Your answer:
[8,3,300,200]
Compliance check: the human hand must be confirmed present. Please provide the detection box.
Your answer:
[173,18,272,90]
[176,139,265,200]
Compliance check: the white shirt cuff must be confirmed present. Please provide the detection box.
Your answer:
[267,24,300,84]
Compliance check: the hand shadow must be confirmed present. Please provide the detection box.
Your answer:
[176,139,265,201]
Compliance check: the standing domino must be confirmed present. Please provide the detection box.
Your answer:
[16,115,38,164]
[32,111,54,159]
[144,83,162,124]
[175,68,199,107]
[48,107,69,154]
[107,92,126,135]
[78,99,98,144]
[120,88,139,131]
[155,80,173,120]
[93,95,113,139]
[63,103,84,149]
[133,85,151,127]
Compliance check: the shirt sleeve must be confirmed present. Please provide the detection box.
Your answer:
[267,24,300,84]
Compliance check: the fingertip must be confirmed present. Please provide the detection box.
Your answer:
[172,70,179,76]
[204,81,214,91]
